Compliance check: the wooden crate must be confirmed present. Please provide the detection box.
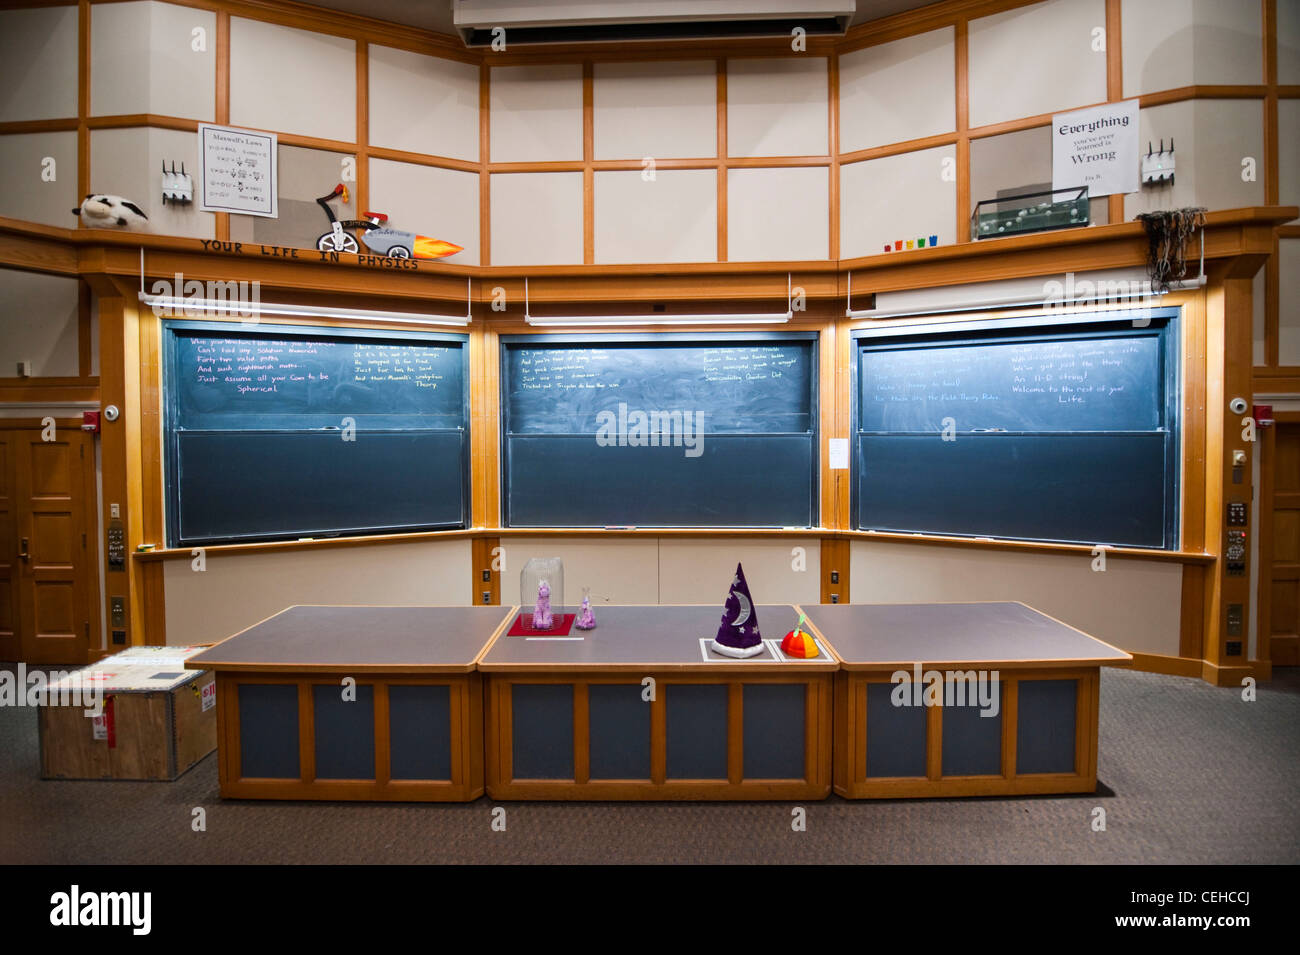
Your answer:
[38,648,217,782]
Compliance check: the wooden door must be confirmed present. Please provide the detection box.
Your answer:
[1267,421,1300,666]
[0,432,17,661]
[10,427,95,665]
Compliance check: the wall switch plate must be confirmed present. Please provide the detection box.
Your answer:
[1226,641,1242,657]
[1226,603,1243,636]
[830,594,839,604]
[111,629,126,645]
[830,571,839,584]
[482,569,490,582]
[482,591,491,604]
[110,596,126,627]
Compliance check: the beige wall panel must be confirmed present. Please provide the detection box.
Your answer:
[90,127,215,238]
[490,171,584,265]
[0,6,78,123]
[489,64,583,162]
[593,60,716,160]
[0,131,78,228]
[849,540,1183,657]
[0,268,80,378]
[594,169,716,264]
[1281,0,1300,84]
[229,17,355,142]
[1279,99,1300,222]
[497,538,660,607]
[838,28,956,153]
[968,0,1107,129]
[163,539,472,645]
[840,144,956,258]
[228,143,354,248]
[1125,100,1264,218]
[726,57,829,158]
[1278,239,1300,365]
[1122,0,1263,96]
[369,45,479,162]
[658,538,821,607]
[369,158,479,265]
[92,1,215,121]
[727,166,828,261]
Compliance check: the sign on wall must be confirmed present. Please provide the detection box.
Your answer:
[1052,99,1139,198]
[198,123,278,218]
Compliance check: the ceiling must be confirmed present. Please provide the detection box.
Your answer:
[301,0,942,39]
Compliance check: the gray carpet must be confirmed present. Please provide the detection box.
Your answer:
[2,667,1297,864]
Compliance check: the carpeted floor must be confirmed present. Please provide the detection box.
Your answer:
[2,666,1297,865]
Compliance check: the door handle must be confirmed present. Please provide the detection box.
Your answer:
[18,537,29,563]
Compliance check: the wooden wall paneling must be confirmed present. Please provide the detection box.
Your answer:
[76,0,89,222]
[954,18,970,241]
[1182,289,1209,553]
[819,538,849,604]
[1202,280,1227,669]
[1255,414,1275,663]
[479,62,490,265]
[1179,564,1206,660]
[214,9,230,241]
[1106,0,1124,226]
[828,53,839,260]
[355,40,369,222]
[1263,0,1280,367]
[716,58,727,262]
[471,536,501,606]
[582,61,594,265]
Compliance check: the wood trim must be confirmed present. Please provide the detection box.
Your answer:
[76,0,89,217]
[354,40,369,224]
[1255,413,1275,664]
[582,60,594,266]
[1105,0,1124,226]
[827,51,839,261]
[716,58,727,262]
[819,538,849,604]
[726,681,743,784]
[479,61,490,266]
[954,18,970,242]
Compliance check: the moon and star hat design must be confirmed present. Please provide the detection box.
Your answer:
[711,562,764,658]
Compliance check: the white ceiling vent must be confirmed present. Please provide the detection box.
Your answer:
[452,0,856,47]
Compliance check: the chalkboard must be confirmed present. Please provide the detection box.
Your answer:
[501,334,818,527]
[860,334,1162,433]
[854,312,1179,549]
[163,321,469,546]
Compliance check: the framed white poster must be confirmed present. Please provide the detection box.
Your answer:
[198,123,278,217]
[1052,99,1139,198]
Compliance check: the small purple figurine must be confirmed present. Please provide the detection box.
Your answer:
[575,588,596,630]
[532,579,554,630]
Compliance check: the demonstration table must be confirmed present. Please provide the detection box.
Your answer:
[186,605,513,801]
[798,601,1132,799]
[478,604,838,800]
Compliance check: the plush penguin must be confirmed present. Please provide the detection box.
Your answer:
[72,194,148,228]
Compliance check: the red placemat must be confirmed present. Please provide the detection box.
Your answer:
[508,613,576,636]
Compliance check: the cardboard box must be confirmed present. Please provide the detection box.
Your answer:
[38,647,217,781]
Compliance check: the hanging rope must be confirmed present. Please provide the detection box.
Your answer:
[1134,208,1206,293]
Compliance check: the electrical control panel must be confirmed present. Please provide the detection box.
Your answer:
[107,519,126,571]
[1227,501,1247,526]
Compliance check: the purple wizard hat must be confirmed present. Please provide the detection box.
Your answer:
[710,562,764,659]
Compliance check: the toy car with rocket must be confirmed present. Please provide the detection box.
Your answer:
[313,183,462,260]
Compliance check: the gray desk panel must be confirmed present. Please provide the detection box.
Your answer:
[189,606,512,670]
[479,605,836,670]
[802,602,1130,669]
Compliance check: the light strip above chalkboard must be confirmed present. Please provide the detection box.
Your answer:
[137,278,474,327]
[523,276,794,326]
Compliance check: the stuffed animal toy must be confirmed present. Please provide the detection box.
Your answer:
[72,194,149,228]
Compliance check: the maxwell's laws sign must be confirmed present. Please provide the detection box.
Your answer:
[1052,99,1139,198]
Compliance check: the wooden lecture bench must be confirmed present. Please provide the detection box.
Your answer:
[800,601,1133,798]
[187,601,1131,802]
[186,605,513,801]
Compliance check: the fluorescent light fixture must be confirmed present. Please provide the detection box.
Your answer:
[848,229,1207,320]
[524,276,794,326]
[846,274,1206,321]
[137,276,473,327]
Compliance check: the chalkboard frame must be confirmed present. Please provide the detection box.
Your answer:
[161,319,471,547]
[499,331,820,528]
[851,307,1181,549]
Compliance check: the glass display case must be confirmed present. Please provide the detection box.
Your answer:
[972,185,1089,240]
